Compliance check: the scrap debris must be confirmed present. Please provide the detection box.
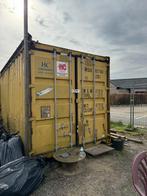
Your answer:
[110,129,143,144]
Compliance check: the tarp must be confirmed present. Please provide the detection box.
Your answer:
[0,135,24,166]
[0,124,46,195]
[0,156,46,196]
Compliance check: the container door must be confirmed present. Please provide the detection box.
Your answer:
[31,51,75,155]
[77,57,108,145]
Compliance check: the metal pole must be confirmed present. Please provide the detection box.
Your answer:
[129,89,132,128]
[24,0,29,154]
[130,88,135,130]
[132,88,135,129]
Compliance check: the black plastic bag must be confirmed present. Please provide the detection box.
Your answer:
[0,136,24,166]
[0,156,46,196]
[0,124,9,141]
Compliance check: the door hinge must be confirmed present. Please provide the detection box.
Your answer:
[29,84,35,88]
[29,117,35,121]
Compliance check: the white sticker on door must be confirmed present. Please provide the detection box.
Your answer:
[36,87,53,96]
[56,61,68,77]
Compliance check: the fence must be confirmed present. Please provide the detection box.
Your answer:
[110,93,147,105]
[110,92,147,128]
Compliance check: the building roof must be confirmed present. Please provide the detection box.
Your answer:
[111,78,147,90]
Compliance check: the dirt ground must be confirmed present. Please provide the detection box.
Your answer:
[32,132,147,196]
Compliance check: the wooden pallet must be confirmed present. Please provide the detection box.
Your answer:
[85,144,114,156]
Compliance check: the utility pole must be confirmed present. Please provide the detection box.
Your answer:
[24,0,30,154]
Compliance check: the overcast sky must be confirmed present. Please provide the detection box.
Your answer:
[0,0,147,79]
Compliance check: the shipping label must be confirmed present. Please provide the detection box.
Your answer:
[41,106,50,118]
[36,57,53,75]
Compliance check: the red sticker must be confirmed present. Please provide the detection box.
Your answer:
[57,61,68,77]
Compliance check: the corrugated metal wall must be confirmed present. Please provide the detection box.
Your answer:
[30,50,76,154]
[77,57,108,145]
[0,53,25,139]
[0,41,110,156]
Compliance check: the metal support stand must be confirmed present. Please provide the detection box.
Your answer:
[129,88,135,130]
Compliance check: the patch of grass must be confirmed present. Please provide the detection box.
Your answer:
[110,121,146,136]
[111,121,127,131]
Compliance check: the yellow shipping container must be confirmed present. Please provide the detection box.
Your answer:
[0,35,110,157]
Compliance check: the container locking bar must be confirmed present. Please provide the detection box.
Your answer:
[81,56,85,146]
[69,53,73,147]
[53,50,58,151]
[93,58,96,143]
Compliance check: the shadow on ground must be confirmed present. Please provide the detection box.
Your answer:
[32,133,147,196]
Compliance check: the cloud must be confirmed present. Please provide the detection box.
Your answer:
[40,0,55,4]
[0,0,147,79]
[63,12,72,23]
[35,15,48,28]
[69,39,80,45]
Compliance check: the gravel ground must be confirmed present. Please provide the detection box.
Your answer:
[32,133,147,196]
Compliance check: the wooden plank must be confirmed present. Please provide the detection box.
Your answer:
[110,132,143,144]
[85,144,114,156]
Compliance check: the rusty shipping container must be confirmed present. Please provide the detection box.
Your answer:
[0,35,110,156]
